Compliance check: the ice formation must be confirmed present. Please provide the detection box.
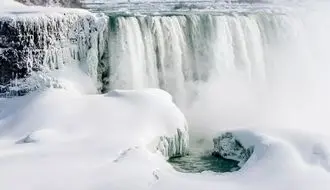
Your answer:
[156,128,189,158]
[0,7,107,96]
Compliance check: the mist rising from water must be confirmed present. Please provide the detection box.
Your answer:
[186,1,330,140]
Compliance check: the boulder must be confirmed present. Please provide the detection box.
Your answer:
[212,132,254,166]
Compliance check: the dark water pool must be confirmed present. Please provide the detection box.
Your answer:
[168,151,240,173]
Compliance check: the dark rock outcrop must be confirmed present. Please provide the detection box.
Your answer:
[212,132,254,166]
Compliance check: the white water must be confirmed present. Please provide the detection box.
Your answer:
[105,11,299,107]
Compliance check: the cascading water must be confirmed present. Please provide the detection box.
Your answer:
[0,4,303,105]
[102,12,300,107]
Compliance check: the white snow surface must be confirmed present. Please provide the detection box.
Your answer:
[0,89,330,190]
[0,87,190,189]
[0,71,330,190]
[0,0,90,15]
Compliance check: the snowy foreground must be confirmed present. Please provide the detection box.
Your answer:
[0,86,330,190]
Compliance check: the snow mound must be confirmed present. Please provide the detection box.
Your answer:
[211,129,330,175]
[0,88,188,158]
[107,89,189,158]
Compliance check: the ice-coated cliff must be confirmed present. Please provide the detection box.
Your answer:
[0,8,107,96]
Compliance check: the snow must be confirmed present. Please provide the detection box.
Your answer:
[0,87,189,189]
[0,0,90,15]
[0,0,330,190]
[0,86,330,190]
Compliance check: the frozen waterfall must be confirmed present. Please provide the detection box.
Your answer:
[104,12,300,106]
[0,10,107,96]
[0,5,304,107]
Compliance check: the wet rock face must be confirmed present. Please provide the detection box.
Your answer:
[212,132,254,166]
[15,0,82,8]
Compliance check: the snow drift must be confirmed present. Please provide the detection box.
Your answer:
[0,88,189,157]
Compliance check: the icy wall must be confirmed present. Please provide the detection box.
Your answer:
[0,12,107,96]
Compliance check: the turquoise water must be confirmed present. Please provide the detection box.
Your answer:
[168,151,240,173]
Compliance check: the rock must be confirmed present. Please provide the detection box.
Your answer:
[212,132,254,166]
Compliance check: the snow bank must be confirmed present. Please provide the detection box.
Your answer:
[0,88,188,156]
[1,89,329,190]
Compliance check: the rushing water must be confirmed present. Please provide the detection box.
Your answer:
[103,11,300,107]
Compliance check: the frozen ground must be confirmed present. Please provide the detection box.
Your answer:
[0,67,329,190]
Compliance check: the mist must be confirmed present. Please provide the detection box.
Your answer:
[186,1,330,140]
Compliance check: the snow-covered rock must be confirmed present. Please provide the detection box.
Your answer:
[212,132,254,166]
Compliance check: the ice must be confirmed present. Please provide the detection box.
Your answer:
[0,5,107,96]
